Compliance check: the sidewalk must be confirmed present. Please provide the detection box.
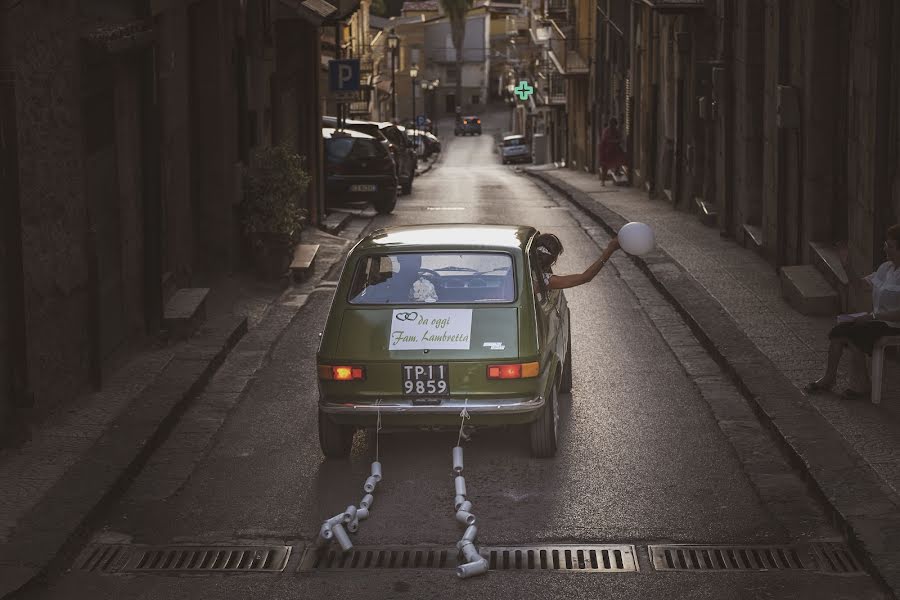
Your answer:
[0,219,371,598]
[526,166,900,595]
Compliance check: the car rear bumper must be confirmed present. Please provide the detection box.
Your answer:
[319,395,545,426]
[326,175,397,202]
[502,154,530,163]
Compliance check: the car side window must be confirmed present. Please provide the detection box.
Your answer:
[530,255,548,305]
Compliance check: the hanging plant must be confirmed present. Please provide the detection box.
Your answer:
[241,143,310,241]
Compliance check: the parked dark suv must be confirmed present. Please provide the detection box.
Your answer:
[321,116,416,196]
[376,122,417,195]
[322,128,397,214]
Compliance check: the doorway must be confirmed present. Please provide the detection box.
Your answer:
[445,93,456,114]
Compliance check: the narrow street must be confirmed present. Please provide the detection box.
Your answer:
[19,111,886,600]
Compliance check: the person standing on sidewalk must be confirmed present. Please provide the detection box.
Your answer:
[597,117,626,186]
[534,233,620,290]
[805,225,900,398]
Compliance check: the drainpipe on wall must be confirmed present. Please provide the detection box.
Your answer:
[0,3,32,440]
[674,30,689,208]
[139,0,162,334]
[648,12,658,194]
[719,0,734,238]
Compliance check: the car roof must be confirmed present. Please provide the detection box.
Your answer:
[503,134,525,141]
[322,127,378,140]
[322,116,378,126]
[354,224,537,253]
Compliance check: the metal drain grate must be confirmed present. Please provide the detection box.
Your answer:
[809,542,864,574]
[299,544,638,572]
[76,544,291,574]
[76,544,130,573]
[301,546,456,570]
[649,543,864,574]
[483,545,638,572]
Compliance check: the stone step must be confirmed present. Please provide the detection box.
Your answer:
[612,171,629,186]
[163,287,210,339]
[779,264,839,316]
[809,242,849,312]
[290,244,320,283]
[321,212,353,235]
[694,197,717,227]
[741,224,763,251]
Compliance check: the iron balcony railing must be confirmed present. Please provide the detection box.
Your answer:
[548,71,566,103]
[546,0,567,15]
[546,19,588,76]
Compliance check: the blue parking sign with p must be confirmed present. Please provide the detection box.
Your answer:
[329,59,360,93]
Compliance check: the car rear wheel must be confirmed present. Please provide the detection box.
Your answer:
[318,409,353,458]
[529,383,559,458]
[560,322,572,393]
[374,191,397,214]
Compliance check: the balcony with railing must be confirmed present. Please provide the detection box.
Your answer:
[545,0,567,18]
[546,19,588,76]
[548,71,566,103]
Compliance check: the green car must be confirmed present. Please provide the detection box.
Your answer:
[316,224,572,458]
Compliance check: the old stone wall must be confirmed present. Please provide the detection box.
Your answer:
[846,0,882,308]
[158,3,195,290]
[10,2,93,414]
[731,0,764,233]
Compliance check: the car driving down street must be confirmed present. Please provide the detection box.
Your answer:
[316,224,570,459]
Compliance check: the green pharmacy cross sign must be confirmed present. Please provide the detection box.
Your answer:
[514,81,534,101]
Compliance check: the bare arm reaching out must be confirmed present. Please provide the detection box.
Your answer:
[548,238,620,290]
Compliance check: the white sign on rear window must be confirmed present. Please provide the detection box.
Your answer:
[389,309,473,350]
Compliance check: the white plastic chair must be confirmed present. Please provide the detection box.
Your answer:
[871,336,900,404]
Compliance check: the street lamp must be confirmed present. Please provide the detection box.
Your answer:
[387,30,400,120]
[409,64,419,128]
[421,80,430,131]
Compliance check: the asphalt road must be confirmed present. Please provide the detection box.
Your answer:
[18,110,888,600]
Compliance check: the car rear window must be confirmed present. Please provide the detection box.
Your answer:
[348,252,516,304]
[380,126,405,146]
[326,137,388,161]
[348,124,382,139]
[503,138,525,146]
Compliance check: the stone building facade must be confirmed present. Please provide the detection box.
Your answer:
[607,0,899,314]
[1,0,327,439]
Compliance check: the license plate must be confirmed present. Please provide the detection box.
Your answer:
[402,364,449,396]
[350,184,377,192]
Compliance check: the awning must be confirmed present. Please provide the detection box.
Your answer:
[278,0,338,25]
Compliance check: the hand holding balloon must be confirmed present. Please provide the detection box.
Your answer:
[617,222,655,256]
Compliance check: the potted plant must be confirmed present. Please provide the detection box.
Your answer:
[241,143,310,279]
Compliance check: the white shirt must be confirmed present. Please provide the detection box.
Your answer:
[870,261,900,326]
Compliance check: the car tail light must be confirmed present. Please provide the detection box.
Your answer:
[318,365,366,381]
[487,362,539,380]
[475,119,481,124]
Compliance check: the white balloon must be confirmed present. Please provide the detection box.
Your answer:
[618,222,655,256]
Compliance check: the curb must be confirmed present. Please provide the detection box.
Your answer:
[0,215,376,599]
[0,315,247,598]
[525,168,900,598]
[416,152,441,177]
